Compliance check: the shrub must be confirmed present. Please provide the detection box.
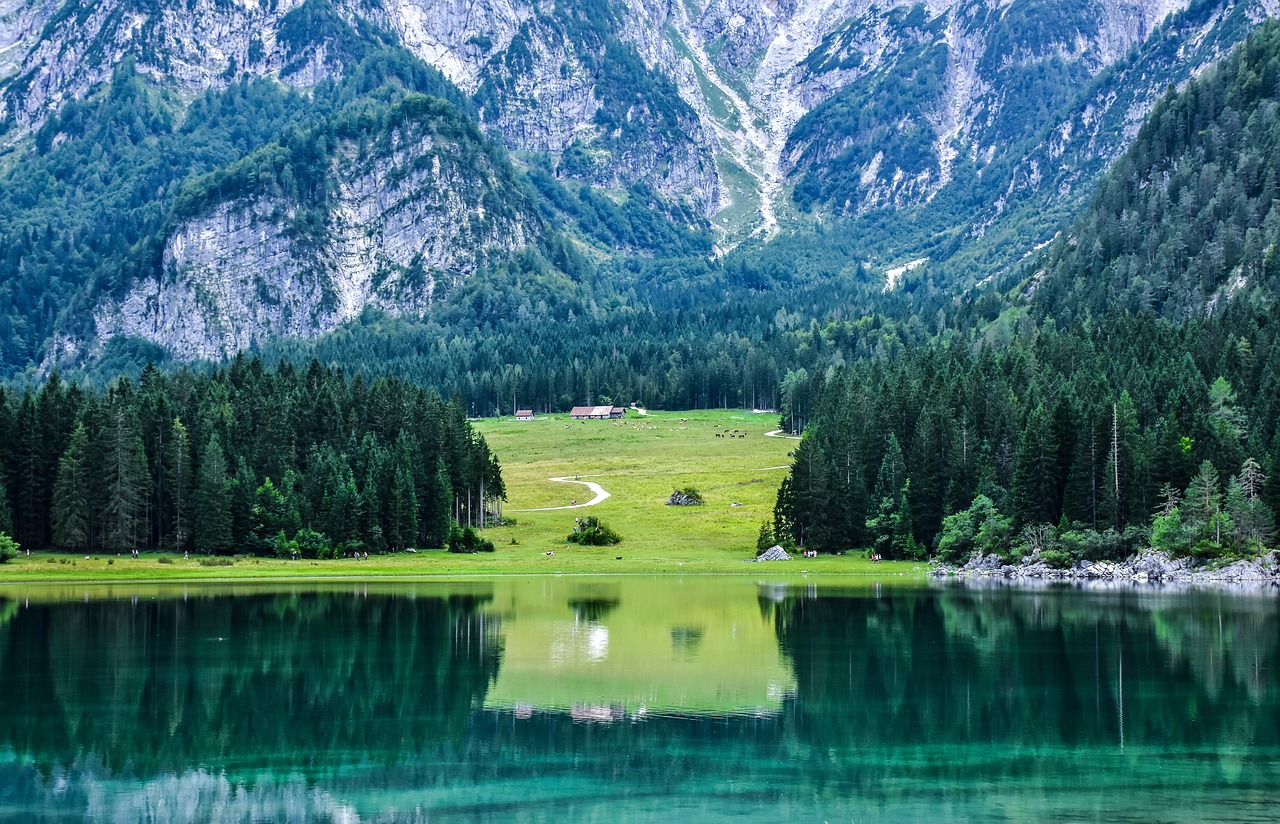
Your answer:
[1039,548,1073,569]
[448,525,496,553]
[198,558,234,567]
[567,516,622,546]
[1151,507,1191,554]
[157,557,173,564]
[0,533,18,564]
[294,528,331,559]
[756,520,776,555]
[936,495,1010,562]
[272,531,297,559]
[672,486,703,505]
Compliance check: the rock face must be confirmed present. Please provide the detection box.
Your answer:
[0,0,721,213]
[666,490,703,506]
[95,102,539,360]
[5,0,1273,233]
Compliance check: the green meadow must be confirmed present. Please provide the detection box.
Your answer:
[0,410,925,581]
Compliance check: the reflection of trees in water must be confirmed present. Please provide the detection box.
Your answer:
[670,626,705,659]
[566,597,620,624]
[3,587,1280,820]
[0,592,501,775]
[772,586,1280,791]
[566,583,622,624]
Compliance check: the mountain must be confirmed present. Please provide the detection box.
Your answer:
[772,19,1280,558]
[1026,14,1280,321]
[1,0,1279,375]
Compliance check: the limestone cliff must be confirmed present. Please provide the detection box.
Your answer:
[94,96,540,360]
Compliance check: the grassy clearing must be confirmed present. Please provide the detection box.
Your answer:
[0,410,928,582]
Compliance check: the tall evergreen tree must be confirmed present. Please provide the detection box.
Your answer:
[52,424,92,551]
[1228,458,1275,552]
[168,419,194,550]
[866,434,917,559]
[99,400,151,552]
[194,435,233,554]
[1011,404,1060,528]
[388,464,419,551]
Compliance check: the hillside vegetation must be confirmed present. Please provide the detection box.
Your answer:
[775,20,1280,563]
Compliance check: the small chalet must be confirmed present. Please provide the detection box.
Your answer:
[570,405,626,420]
[515,410,534,421]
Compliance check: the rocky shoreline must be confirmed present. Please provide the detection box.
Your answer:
[932,549,1280,586]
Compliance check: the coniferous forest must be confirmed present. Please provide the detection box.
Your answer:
[773,21,1280,562]
[0,360,503,556]
[771,308,1280,562]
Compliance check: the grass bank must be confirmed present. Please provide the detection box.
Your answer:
[0,410,927,582]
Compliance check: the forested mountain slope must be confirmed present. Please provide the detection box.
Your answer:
[1028,16,1280,321]
[2,0,1279,378]
[772,20,1280,560]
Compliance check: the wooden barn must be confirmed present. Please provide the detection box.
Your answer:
[570,405,626,420]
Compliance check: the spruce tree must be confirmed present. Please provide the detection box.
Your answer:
[167,418,194,550]
[0,492,12,539]
[422,456,453,549]
[388,464,419,550]
[230,459,256,548]
[99,401,151,552]
[1228,458,1275,551]
[52,424,92,550]
[1011,404,1059,528]
[866,435,917,558]
[1186,460,1224,546]
[194,435,233,554]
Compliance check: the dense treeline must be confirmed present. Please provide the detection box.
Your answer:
[773,307,1280,561]
[0,360,502,556]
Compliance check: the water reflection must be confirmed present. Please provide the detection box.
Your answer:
[0,579,1277,822]
[483,579,793,716]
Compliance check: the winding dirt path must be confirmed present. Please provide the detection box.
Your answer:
[508,476,612,512]
[764,430,801,440]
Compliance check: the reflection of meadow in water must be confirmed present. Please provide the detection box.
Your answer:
[482,578,795,716]
[0,580,1278,822]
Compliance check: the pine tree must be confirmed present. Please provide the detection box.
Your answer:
[167,418,194,550]
[1011,404,1059,528]
[99,401,151,552]
[52,424,92,551]
[194,435,233,554]
[388,464,419,551]
[1228,458,1275,551]
[866,435,917,559]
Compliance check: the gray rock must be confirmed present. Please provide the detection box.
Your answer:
[755,545,791,562]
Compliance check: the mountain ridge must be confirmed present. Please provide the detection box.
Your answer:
[2,0,1280,374]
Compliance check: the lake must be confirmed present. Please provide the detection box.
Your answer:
[0,577,1277,822]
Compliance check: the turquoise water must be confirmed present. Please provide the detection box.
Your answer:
[0,578,1277,822]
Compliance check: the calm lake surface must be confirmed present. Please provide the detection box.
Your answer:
[0,577,1278,823]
